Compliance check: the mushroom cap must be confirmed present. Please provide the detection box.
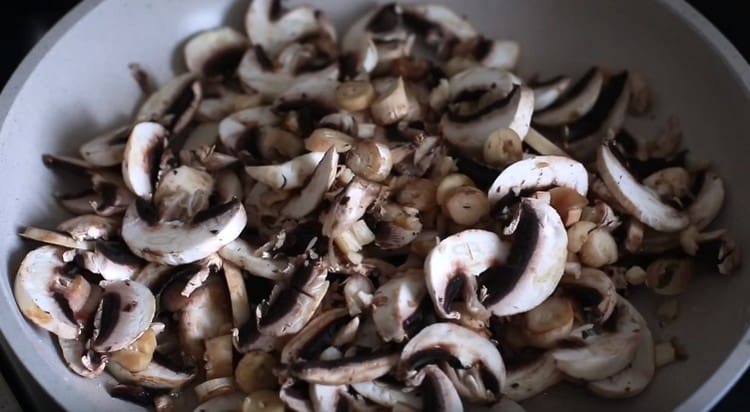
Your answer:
[399,322,506,400]
[587,299,655,398]
[424,229,510,320]
[14,246,80,339]
[481,198,568,317]
[372,269,427,342]
[121,198,247,265]
[121,122,168,200]
[92,280,156,353]
[487,155,588,206]
[551,295,642,381]
[596,142,688,232]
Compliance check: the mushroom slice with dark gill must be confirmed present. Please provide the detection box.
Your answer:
[532,67,604,126]
[560,267,617,325]
[350,379,422,410]
[280,308,351,365]
[217,105,279,155]
[688,169,725,230]
[135,72,202,134]
[121,198,247,265]
[372,269,428,342]
[442,67,534,156]
[289,347,400,385]
[487,155,588,207]
[412,365,463,412]
[244,152,325,190]
[551,296,642,381]
[121,122,168,200]
[91,280,156,353]
[257,259,330,336]
[399,322,506,403]
[596,142,688,232]
[244,0,334,58]
[531,75,572,111]
[424,229,510,321]
[587,298,655,398]
[480,198,568,317]
[281,147,339,219]
[14,246,81,339]
[184,27,249,78]
[76,240,145,281]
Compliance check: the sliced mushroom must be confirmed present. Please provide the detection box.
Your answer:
[561,267,617,324]
[154,165,214,221]
[136,73,202,134]
[59,337,107,378]
[238,42,339,99]
[245,152,324,190]
[79,125,130,167]
[688,169,725,230]
[218,238,287,281]
[402,4,477,49]
[503,352,562,402]
[77,240,145,281]
[531,76,572,111]
[184,27,249,78]
[399,322,506,402]
[122,198,247,265]
[14,246,80,339]
[442,68,534,155]
[232,310,280,354]
[424,229,510,321]
[521,295,575,349]
[91,280,156,353]
[280,378,314,412]
[487,155,588,207]
[588,299,655,398]
[121,122,168,200]
[281,147,339,219]
[280,308,350,365]
[551,296,641,380]
[480,198,568,317]
[244,0,334,58]
[217,106,279,155]
[351,379,422,410]
[448,37,520,73]
[222,261,251,328]
[412,364,463,412]
[322,176,382,238]
[257,259,329,336]
[179,275,232,362]
[19,226,95,250]
[596,142,688,232]
[204,334,234,380]
[57,214,120,241]
[533,67,604,126]
[372,269,427,342]
[289,347,400,385]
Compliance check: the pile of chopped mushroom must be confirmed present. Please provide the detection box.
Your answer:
[14,1,740,411]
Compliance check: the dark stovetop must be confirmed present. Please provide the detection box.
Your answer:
[0,0,748,410]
